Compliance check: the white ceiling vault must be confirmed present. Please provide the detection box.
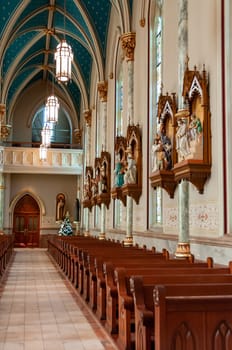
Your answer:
[0,0,133,129]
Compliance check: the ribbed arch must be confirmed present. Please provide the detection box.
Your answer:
[0,5,47,70]
[119,0,131,33]
[8,73,78,128]
[0,0,30,72]
[2,31,44,101]
[0,2,104,111]
[72,0,105,81]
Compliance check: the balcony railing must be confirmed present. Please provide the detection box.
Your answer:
[3,141,81,149]
[0,145,83,175]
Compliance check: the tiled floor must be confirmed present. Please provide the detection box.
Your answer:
[0,249,119,350]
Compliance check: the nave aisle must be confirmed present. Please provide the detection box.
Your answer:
[0,249,118,350]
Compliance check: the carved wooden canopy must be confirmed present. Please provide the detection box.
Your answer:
[122,124,142,204]
[112,124,142,204]
[82,166,93,209]
[173,63,211,193]
[150,61,211,197]
[111,135,127,206]
[90,151,111,209]
[150,92,177,198]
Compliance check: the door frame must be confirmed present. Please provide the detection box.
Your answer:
[10,191,45,247]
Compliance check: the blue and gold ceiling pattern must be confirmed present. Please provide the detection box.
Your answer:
[0,0,132,123]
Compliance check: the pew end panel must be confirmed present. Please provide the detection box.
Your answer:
[153,284,232,350]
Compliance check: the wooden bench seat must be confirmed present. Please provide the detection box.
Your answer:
[73,244,168,298]
[107,263,231,349]
[98,258,213,328]
[47,236,231,350]
[129,273,232,350]
[82,248,166,304]
[0,234,13,278]
[153,283,232,350]
[62,237,159,284]
[91,252,169,320]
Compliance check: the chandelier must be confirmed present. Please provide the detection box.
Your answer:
[39,144,48,161]
[41,123,51,147]
[55,39,73,83]
[45,95,59,123]
[54,0,73,83]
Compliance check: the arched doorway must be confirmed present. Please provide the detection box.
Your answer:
[13,194,40,247]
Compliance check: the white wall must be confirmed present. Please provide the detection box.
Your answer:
[5,173,78,234]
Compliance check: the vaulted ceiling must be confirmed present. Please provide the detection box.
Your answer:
[0,0,133,127]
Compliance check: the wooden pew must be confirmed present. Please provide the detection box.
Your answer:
[108,262,229,350]
[78,245,168,304]
[94,252,194,321]
[153,283,232,350]
[77,244,165,297]
[49,235,162,296]
[48,235,150,291]
[58,237,124,287]
[102,258,213,334]
[129,271,232,350]
[47,236,232,350]
[84,249,167,319]
[0,234,14,278]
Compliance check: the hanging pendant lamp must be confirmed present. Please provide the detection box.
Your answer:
[55,39,73,83]
[54,0,73,83]
[45,95,59,123]
[41,123,51,147]
[39,144,48,161]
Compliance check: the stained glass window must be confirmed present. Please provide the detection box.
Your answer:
[150,0,163,225]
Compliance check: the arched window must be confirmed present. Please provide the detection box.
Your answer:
[224,0,232,233]
[32,105,72,146]
[149,0,163,226]
[114,56,124,229]
[116,65,124,136]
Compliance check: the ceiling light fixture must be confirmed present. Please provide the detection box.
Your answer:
[41,123,51,147]
[45,67,59,124]
[39,144,48,161]
[45,95,59,123]
[54,0,73,83]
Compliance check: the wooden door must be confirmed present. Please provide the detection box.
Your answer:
[13,195,40,247]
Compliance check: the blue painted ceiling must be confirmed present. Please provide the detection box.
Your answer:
[0,0,114,122]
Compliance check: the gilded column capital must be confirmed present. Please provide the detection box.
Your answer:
[73,128,82,144]
[121,32,136,61]
[84,109,92,127]
[0,103,11,140]
[97,81,108,102]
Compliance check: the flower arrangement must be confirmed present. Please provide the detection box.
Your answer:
[58,214,73,236]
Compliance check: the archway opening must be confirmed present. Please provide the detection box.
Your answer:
[13,194,40,248]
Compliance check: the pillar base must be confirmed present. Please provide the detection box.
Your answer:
[84,231,90,237]
[123,236,133,247]
[175,242,191,258]
[99,232,106,240]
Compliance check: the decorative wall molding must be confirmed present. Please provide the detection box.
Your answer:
[164,204,219,232]
[189,203,219,231]
[164,208,178,227]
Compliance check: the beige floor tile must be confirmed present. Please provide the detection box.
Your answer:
[0,249,119,350]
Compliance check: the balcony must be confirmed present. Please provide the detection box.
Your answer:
[0,144,83,175]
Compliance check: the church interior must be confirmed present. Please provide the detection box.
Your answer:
[1,0,232,349]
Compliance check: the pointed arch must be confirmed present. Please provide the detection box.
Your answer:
[9,191,46,217]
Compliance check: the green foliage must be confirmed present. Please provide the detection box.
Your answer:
[58,216,73,236]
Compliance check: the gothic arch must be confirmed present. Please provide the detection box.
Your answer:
[9,191,46,227]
